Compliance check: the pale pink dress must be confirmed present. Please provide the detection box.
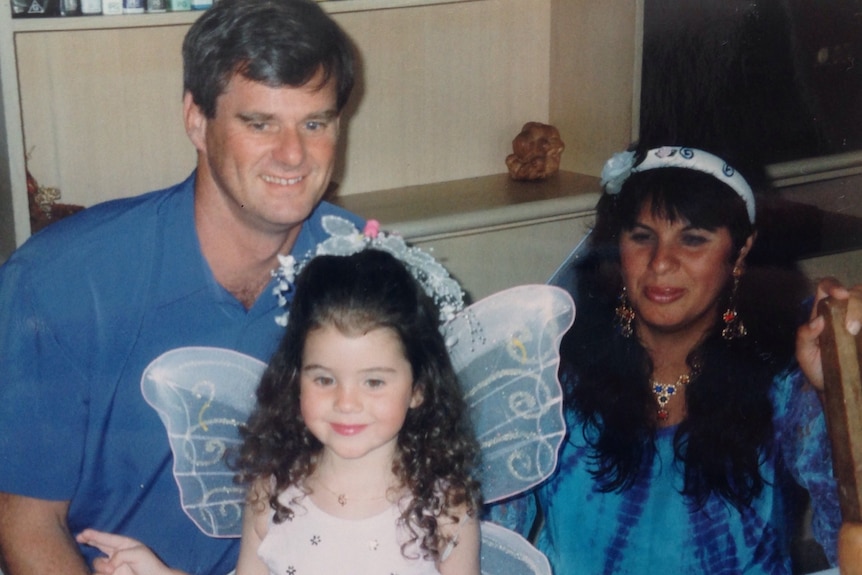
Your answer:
[257,485,441,575]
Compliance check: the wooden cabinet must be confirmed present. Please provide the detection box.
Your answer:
[0,0,643,264]
[334,170,601,300]
[412,215,594,301]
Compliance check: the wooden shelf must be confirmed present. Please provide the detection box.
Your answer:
[8,0,481,31]
[332,170,601,241]
[10,10,198,31]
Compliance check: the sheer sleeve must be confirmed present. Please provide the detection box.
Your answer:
[772,366,842,565]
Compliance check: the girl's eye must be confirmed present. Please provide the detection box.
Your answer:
[314,376,334,387]
[365,379,385,389]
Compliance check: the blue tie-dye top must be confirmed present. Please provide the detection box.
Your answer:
[489,366,841,575]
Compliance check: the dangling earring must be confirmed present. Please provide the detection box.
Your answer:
[615,287,635,338]
[722,267,747,340]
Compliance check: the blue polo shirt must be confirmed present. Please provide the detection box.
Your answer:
[0,172,363,574]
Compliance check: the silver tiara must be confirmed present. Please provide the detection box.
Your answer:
[272,215,466,326]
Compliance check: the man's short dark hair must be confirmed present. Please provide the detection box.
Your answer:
[183,0,355,118]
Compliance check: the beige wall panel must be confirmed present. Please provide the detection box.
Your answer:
[333,0,551,195]
[16,26,194,207]
[549,0,640,178]
[799,251,862,287]
[779,174,862,218]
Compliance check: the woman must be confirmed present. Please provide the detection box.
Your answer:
[494,146,846,574]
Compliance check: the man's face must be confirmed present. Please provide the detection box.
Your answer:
[186,70,340,236]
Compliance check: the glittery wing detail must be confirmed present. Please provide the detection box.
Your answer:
[141,347,266,538]
[480,521,551,575]
[445,285,575,503]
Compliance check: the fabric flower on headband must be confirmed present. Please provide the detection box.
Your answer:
[272,216,466,327]
[600,149,637,195]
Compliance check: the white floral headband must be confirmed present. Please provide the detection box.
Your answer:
[600,146,756,224]
[272,216,466,327]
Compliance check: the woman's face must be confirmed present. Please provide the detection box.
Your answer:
[619,200,752,343]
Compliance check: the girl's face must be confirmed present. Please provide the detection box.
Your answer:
[619,200,752,344]
[299,324,422,466]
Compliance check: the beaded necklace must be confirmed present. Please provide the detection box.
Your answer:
[650,372,692,421]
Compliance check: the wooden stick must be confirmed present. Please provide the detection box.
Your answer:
[818,297,862,523]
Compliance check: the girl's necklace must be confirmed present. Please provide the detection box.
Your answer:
[650,372,691,421]
[315,479,392,507]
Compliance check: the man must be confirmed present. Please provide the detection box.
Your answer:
[0,1,361,573]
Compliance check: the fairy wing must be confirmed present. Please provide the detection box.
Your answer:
[446,285,573,575]
[444,284,574,503]
[480,521,552,575]
[141,346,266,538]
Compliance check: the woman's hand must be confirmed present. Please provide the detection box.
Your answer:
[839,522,862,575]
[796,277,862,391]
[76,529,187,575]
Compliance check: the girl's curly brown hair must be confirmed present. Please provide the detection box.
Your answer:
[231,249,482,561]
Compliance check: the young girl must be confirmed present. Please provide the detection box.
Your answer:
[78,248,482,575]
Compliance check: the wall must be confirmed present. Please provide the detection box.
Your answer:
[334,0,552,193]
[550,0,642,175]
[15,0,555,209]
[779,173,862,286]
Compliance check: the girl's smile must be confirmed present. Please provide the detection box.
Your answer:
[330,423,368,436]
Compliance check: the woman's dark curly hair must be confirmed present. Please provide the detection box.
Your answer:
[561,152,795,510]
[232,249,481,560]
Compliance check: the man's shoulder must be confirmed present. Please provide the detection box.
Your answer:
[9,178,193,270]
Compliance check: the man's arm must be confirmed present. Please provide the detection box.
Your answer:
[0,492,89,575]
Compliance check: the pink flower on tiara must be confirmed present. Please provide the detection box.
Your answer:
[363,219,380,239]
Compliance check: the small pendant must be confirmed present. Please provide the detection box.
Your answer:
[653,383,675,410]
[651,373,692,420]
[337,493,347,506]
